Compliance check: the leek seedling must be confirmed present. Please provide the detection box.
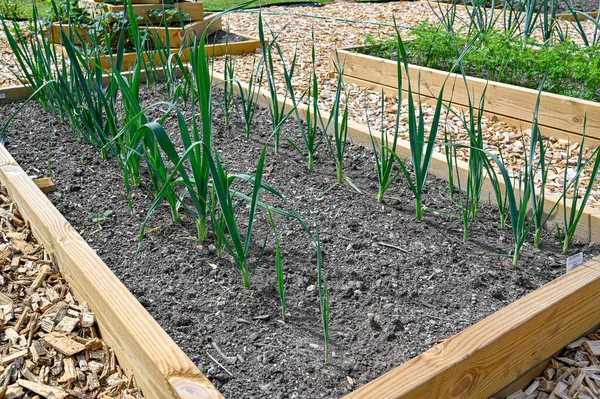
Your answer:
[368,90,402,203]
[444,129,456,201]
[287,33,325,171]
[223,51,236,126]
[482,147,533,266]
[566,8,600,47]
[239,56,263,137]
[484,144,508,229]
[267,207,286,322]
[315,227,330,362]
[324,55,349,184]
[561,122,600,254]
[205,142,269,288]
[387,29,445,220]
[257,12,300,152]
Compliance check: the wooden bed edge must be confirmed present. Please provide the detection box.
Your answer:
[332,47,600,142]
[0,65,186,104]
[0,84,35,103]
[0,145,224,399]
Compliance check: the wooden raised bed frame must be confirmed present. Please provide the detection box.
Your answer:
[334,46,600,148]
[86,1,205,21]
[52,32,260,71]
[3,61,600,398]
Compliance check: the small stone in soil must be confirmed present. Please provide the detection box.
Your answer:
[248,332,260,342]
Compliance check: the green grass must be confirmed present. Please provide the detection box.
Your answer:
[1,0,51,19]
[0,0,328,19]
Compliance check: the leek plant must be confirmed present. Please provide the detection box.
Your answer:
[257,12,300,153]
[324,55,349,184]
[238,56,263,137]
[368,90,401,203]
[288,35,325,171]
[267,207,286,322]
[464,0,501,34]
[205,143,269,288]
[426,0,457,32]
[566,7,600,47]
[444,129,456,202]
[386,30,445,220]
[222,52,236,126]
[560,122,600,254]
[528,121,552,248]
[485,144,508,229]
[315,227,330,361]
[1,9,62,111]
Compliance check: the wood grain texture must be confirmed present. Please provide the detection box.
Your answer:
[211,70,600,242]
[342,74,600,149]
[336,48,600,142]
[0,85,33,103]
[0,145,224,399]
[48,23,90,45]
[557,11,599,20]
[0,67,184,105]
[57,32,259,71]
[342,259,600,399]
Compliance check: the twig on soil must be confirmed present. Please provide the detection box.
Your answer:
[206,351,234,377]
[423,313,468,323]
[376,241,409,253]
[211,340,237,364]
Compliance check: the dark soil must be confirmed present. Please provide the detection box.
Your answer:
[2,86,598,399]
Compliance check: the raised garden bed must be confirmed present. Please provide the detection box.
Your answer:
[84,0,206,21]
[48,13,223,48]
[53,30,259,71]
[334,37,600,146]
[3,78,600,397]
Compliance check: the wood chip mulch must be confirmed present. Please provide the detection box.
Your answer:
[502,329,600,399]
[0,184,145,398]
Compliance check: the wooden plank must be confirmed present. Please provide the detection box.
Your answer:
[211,70,600,243]
[48,23,90,45]
[335,47,600,142]
[93,0,173,5]
[0,85,34,103]
[89,1,205,21]
[0,65,186,104]
[491,357,552,398]
[33,177,57,194]
[341,259,600,399]
[557,11,598,21]
[0,146,224,399]
[342,74,600,149]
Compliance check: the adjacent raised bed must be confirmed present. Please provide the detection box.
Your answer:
[85,0,205,21]
[52,31,259,71]
[333,46,600,147]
